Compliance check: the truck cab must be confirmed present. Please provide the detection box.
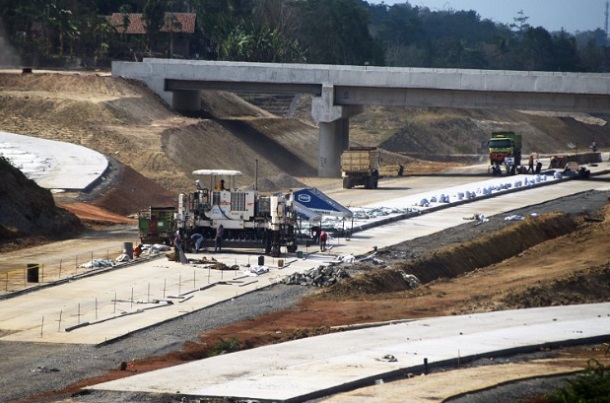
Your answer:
[489,131,522,175]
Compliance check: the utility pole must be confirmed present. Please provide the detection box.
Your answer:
[604,1,610,38]
[606,1,609,38]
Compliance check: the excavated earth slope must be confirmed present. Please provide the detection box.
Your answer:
[0,156,82,246]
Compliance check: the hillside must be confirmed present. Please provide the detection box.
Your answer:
[1,69,609,245]
[1,70,609,216]
[0,156,82,247]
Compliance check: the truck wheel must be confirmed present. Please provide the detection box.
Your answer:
[287,241,297,253]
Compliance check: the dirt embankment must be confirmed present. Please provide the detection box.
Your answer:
[3,71,610,202]
[0,156,82,248]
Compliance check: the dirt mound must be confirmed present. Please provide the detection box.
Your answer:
[500,265,610,309]
[89,161,176,216]
[379,114,487,155]
[0,156,82,243]
[58,203,135,225]
[355,107,610,157]
[251,173,307,192]
[324,212,578,299]
[161,117,318,191]
[200,91,274,119]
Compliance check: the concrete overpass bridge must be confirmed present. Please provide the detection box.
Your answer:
[111,58,610,177]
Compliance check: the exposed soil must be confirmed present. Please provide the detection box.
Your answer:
[1,70,610,402]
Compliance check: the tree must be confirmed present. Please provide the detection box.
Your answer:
[551,30,579,71]
[165,12,182,57]
[376,3,421,47]
[188,0,235,59]
[143,0,166,55]
[517,27,554,70]
[294,0,383,65]
[510,9,530,34]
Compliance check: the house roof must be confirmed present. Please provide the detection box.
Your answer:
[109,13,196,35]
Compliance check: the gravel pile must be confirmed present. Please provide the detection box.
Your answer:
[282,265,350,287]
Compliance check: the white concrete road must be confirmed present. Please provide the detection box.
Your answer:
[2,172,609,345]
[90,303,610,402]
[2,132,610,401]
[0,130,107,190]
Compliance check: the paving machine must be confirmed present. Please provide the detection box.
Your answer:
[176,169,298,257]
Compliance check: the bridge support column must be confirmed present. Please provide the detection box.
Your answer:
[319,119,350,177]
[312,84,362,177]
[172,90,201,114]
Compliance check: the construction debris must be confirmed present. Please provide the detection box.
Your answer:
[78,259,116,269]
[376,354,398,362]
[358,252,385,265]
[504,215,525,221]
[399,270,421,289]
[242,266,270,276]
[282,265,350,287]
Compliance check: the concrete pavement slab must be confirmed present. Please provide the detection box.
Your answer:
[0,130,107,190]
[0,254,326,344]
[1,172,609,344]
[89,303,610,402]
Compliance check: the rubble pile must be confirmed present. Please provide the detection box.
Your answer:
[78,259,116,269]
[283,265,350,287]
[191,257,240,271]
[242,265,270,276]
[398,270,421,289]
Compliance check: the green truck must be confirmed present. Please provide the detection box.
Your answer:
[488,131,522,175]
[138,206,177,245]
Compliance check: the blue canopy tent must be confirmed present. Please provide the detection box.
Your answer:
[292,188,352,218]
[291,188,353,241]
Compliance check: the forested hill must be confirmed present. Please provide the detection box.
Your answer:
[0,0,607,72]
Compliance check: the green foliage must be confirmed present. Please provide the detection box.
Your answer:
[546,359,610,402]
[143,0,166,54]
[0,0,609,71]
[208,337,241,356]
[294,0,384,65]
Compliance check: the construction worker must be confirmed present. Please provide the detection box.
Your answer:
[214,224,225,252]
[319,230,328,251]
[216,179,226,190]
[190,233,204,253]
[133,244,143,258]
[528,154,534,174]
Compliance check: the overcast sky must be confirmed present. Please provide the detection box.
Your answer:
[370,0,605,34]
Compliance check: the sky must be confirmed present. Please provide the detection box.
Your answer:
[370,0,606,34]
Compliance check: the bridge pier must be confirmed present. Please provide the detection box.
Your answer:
[172,90,201,113]
[312,84,362,177]
[318,119,350,177]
